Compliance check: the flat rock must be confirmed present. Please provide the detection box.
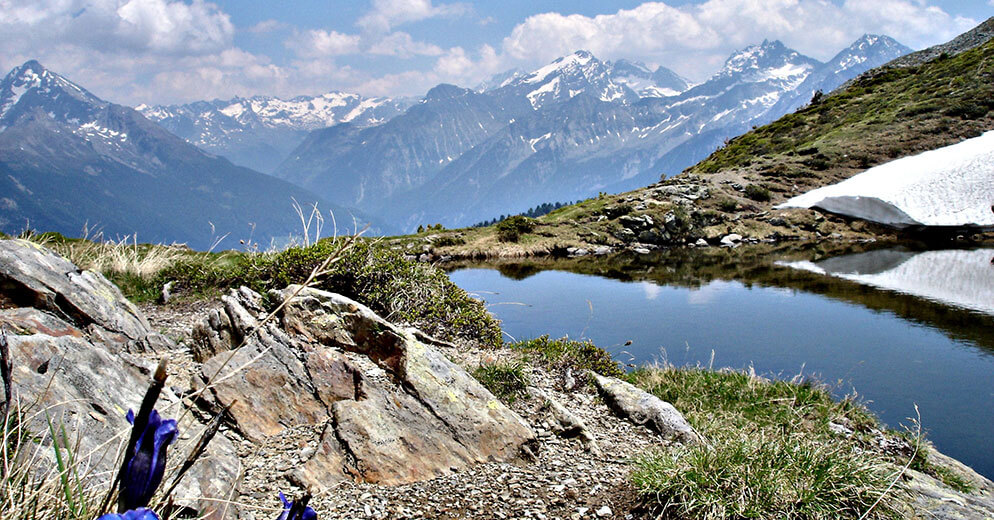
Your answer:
[589,372,699,444]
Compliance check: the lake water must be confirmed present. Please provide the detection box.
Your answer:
[447,245,994,479]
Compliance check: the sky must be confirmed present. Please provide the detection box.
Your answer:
[0,0,990,106]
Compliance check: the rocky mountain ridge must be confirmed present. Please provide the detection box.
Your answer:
[0,60,383,248]
[350,37,910,230]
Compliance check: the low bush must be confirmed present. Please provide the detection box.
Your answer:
[744,184,772,202]
[432,235,466,247]
[510,335,622,377]
[495,216,536,242]
[716,198,738,212]
[473,361,529,404]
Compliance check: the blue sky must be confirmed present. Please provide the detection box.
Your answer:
[1,1,990,105]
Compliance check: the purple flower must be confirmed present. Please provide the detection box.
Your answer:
[276,491,317,520]
[120,409,177,511]
[97,508,161,520]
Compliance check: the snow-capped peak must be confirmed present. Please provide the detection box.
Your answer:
[522,50,597,85]
[711,40,819,87]
[829,34,911,74]
[1,60,105,121]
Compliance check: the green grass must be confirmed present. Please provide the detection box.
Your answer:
[29,235,503,348]
[472,361,530,404]
[510,335,623,377]
[628,366,897,519]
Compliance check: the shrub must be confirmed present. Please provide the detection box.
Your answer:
[473,361,529,404]
[717,198,739,212]
[744,184,772,202]
[260,239,502,346]
[510,335,622,377]
[432,235,466,247]
[495,216,536,242]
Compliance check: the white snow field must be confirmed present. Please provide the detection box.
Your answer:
[777,131,994,228]
[779,248,994,316]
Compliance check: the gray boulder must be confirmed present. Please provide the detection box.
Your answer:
[589,372,700,444]
[0,239,157,352]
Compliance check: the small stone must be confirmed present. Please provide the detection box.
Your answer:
[596,506,612,517]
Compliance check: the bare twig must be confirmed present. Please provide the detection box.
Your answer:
[858,404,922,520]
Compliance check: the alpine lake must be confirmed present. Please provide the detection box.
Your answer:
[446,241,994,479]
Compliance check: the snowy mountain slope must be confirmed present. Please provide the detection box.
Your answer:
[777,130,994,228]
[767,35,912,120]
[0,61,387,248]
[274,84,514,208]
[138,92,411,173]
[489,50,640,110]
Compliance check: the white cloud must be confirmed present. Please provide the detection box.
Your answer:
[286,29,362,58]
[0,0,235,56]
[245,19,290,34]
[368,31,444,57]
[357,0,468,34]
[501,0,976,80]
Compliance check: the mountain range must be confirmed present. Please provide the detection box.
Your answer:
[1,33,911,241]
[0,61,383,249]
[270,35,910,230]
[138,93,413,173]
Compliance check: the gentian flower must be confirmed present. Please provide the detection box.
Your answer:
[96,508,161,520]
[119,409,178,511]
[276,491,317,520]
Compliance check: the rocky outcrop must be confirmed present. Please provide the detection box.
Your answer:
[0,239,168,352]
[905,448,994,519]
[194,284,536,489]
[0,239,242,519]
[589,372,700,445]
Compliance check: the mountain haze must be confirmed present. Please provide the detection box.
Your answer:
[286,36,906,230]
[139,93,412,173]
[0,61,383,249]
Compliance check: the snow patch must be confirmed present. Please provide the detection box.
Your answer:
[778,131,994,228]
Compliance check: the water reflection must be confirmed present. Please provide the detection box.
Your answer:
[447,243,994,478]
[780,249,994,316]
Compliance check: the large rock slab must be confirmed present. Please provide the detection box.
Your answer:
[0,239,157,351]
[0,239,242,519]
[196,284,536,489]
[590,372,700,445]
